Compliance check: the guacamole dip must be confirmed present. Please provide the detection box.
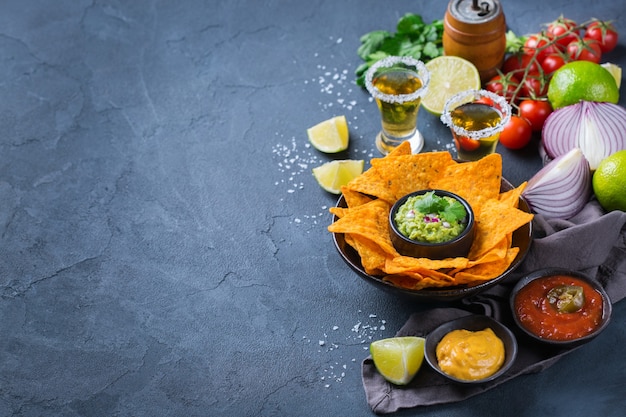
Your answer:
[394,192,467,243]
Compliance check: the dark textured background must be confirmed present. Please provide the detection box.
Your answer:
[1,1,624,416]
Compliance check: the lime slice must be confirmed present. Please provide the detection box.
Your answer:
[307,115,349,153]
[370,336,426,385]
[312,159,364,194]
[422,56,481,116]
[601,62,622,88]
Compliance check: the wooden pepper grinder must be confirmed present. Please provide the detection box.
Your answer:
[443,0,507,83]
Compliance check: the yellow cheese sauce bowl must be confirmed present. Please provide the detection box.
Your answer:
[424,314,518,384]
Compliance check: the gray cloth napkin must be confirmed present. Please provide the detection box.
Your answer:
[362,200,626,414]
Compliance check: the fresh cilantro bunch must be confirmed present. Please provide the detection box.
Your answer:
[413,191,467,224]
[355,13,444,87]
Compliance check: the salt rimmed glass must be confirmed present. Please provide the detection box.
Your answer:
[440,89,511,161]
[365,56,430,155]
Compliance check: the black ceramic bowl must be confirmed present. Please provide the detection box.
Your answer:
[389,189,475,260]
[424,314,518,384]
[510,268,612,348]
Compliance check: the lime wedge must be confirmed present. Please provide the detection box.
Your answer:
[601,62,622,88]
[312,159,364,194]
[422,56,481,116]
[307,115,349,153]
[370,336,426,385]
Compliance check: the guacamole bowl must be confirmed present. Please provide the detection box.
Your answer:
[510,268,612,348]
[389,190,475,260]
[424,314,518,384]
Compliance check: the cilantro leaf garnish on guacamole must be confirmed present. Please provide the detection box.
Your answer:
[413,191,467,224]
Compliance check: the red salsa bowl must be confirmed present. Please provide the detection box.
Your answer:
[510,268,612,347]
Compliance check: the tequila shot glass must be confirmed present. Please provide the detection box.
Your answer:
[440,89,511,161]
[365,56,430,155]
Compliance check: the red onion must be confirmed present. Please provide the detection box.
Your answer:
[522,148,592,219]
[542,101,626,170]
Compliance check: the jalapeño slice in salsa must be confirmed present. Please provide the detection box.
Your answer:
[547,284,585,313]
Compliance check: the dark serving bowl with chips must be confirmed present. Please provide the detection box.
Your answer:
[389,189,475,260]
[331,177,533,302]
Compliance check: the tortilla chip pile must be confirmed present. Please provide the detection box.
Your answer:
[328,141,534,291]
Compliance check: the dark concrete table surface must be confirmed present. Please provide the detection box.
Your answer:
[1,1,625,416]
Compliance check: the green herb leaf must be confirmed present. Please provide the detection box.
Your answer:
[396,13,425,34]
[505,30,527,54]
[422,42,441,58]
[357,30,391,60]
[413,191,443,214]
[412,191,467,224]
[440,200,467,224]
[355,14,444,87]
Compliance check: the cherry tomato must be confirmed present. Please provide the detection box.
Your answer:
[456,136,480,152]
[546,17,579,50]
[518,100,553,132]
[566,38,602,63]
[502,54,524,75]
[499,116,533,150]
[474,96,495,106]
[584,21,619,53]
[540,53,568,75]
[521,53,541,75]
[521,75,548,99]
[485,74,520,102]
[524,33,557,62]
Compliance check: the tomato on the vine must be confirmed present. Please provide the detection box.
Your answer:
[584,21,619,53]
[566,38,602,63]
[502,54,524,74]
[499,116,533,150]
[521,75,548,99]
[485,74,520,102]
[524,33,557,62]
[540,53,568,75]
[546,17,579,50]
[518,100,553,132]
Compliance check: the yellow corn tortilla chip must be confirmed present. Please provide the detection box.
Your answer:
[468,199,534,260]
[499,181,527,208]
[385,255,469,275]
[454,247,520,284]
[327,200,398,257]
[370,152,455,202]
[340,185,373,208]
[428,153,502,214]
[346,234,388,275]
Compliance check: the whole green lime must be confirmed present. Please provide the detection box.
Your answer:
[593,150,626,212]
[547,61,619,109]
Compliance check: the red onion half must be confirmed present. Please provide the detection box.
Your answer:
[542,101,626,170]
[522,148,592,219]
